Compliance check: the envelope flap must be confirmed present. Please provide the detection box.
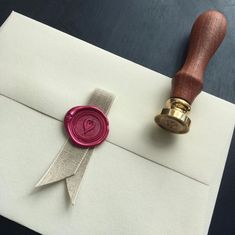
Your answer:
[0,12,234,184]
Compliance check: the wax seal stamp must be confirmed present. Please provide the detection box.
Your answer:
[64,106,109,147]
[155,10,227,133]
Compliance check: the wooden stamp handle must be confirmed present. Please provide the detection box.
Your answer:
[171,10,227,104]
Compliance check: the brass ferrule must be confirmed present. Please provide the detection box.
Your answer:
[155,98,191,134]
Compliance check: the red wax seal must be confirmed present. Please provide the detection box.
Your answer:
[64,106,109,148]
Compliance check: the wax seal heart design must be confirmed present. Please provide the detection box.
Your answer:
[64,106,109,148]
[83,118,95,134]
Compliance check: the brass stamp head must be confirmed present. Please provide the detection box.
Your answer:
[155,98,191,134]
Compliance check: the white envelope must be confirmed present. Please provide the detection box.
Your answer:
[0,12,234,235]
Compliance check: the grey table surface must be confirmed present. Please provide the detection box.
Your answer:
[0,0,235,234]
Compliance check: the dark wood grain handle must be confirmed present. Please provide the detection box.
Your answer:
[171,10,227,104]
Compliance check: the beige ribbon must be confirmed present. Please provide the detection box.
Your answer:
[35,89,114,204]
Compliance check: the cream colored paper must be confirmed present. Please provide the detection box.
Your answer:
[0,12,234,235]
